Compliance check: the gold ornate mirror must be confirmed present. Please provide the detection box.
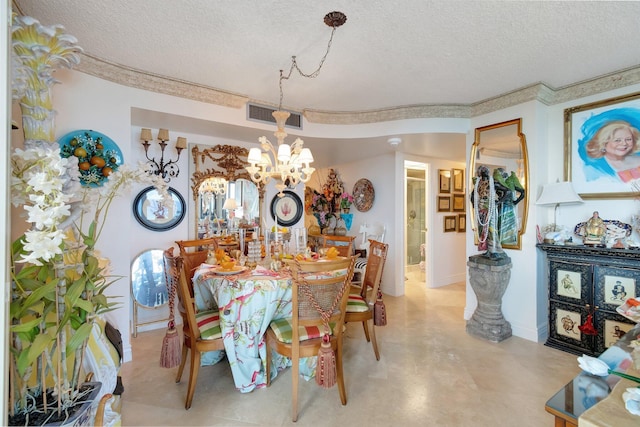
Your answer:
[191,145,264,238]
[469,118,529,250]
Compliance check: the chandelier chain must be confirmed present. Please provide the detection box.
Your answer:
[278,25,338,110]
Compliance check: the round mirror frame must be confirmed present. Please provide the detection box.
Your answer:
[469,118,529,250]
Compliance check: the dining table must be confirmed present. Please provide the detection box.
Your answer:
[192,263,317,393]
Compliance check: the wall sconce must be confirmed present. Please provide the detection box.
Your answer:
[140,128,187,182]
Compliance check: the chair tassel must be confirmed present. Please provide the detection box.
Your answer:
[160,321,182,368]
[374,290,387,326]
[315,334,336,388]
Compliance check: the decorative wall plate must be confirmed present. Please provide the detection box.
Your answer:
[133,186,185,231]
[353,178,375,212]
[270,190,303,227]
[58,129,123,187]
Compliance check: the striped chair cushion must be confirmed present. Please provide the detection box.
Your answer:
[195,309,222,340]
[269,318,336,344]
[346,294,369,312]
[354,257,368,270]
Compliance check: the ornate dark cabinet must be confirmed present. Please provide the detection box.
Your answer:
[538,244,639,356]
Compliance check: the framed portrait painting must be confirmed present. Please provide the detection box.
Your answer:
[564,91,640,199]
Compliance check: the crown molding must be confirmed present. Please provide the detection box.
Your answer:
[76,53,248,109]
[74,52,640,124]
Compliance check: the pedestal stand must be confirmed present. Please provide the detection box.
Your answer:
[466,254,512,342]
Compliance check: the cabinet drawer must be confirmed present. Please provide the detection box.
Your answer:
[594,310,637,354]
[549,260,593,305]
[547,301,594,356]
[593,265,640,311]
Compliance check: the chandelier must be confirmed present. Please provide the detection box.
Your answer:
[200,176,228,196]
[246,11,347,194]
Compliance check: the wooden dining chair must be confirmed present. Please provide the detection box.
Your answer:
[176,238,217,283]
[173,254,225,410]
[345,240,389,360]
[265,256,356,422]
[321,234,355,257]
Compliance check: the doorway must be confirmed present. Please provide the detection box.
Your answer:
[405,161,428,284]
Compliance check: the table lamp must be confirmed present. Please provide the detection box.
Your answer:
[223,198,238,229]
[536,181,583,231]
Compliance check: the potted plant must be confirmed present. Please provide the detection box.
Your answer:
[340,192,354,213]
[8,13,169,425]
[9,147,168,425]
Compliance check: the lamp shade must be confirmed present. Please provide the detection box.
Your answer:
[536,182,583,206]
[223,198,238,210]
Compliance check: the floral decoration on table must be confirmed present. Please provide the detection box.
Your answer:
[59,129,122,187]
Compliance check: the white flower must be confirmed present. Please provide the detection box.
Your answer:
[577,354,610,376]
[21,229,65,264]
[622,387,640,415]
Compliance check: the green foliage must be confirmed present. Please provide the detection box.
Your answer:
[9,231,120,413]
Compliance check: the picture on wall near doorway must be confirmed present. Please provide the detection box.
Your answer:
[452,194,466,212]
[564,91,640,199]
[437,195,451,212]
[444,215,456,232]
[457,214,466,232]
[438,169,451,193]
[453,168,464,192]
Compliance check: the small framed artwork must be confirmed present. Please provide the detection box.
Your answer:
[133,186,186,231]
[438,169,451,193]
[444,215,457,232]
[594,310,636,353]
[593,265,640,311]
[453,168,464,192]
[550,261,592,304]
[270,190,303,227]
[564,91,640,199]
[457,214,466,232]
[437,195,451,212]
[452,193,466,212]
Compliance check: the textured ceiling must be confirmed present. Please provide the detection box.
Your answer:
[11,1,640,165]
[13,0,640,113]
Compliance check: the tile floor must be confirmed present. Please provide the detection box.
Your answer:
[120,272,581,426]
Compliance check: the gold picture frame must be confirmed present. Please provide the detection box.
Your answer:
[444,215,456,232]
[452,168,464,192]
[564,91,640,199]
[452,193,466,212]
[437,195,451,212]
[457,214,466,232]
[438,169,451,193]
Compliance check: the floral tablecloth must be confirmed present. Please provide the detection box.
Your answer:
[193,265,316,392]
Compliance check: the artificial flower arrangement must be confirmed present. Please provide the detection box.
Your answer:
[340,192,354,210]
[9,144,168,425]
[310,189,334,228]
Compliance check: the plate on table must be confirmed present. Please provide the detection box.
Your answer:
[214,266,248,276]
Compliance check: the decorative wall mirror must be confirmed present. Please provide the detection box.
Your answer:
[191,145,264,238]
[131,248,168,337]
[469,118,529,250]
